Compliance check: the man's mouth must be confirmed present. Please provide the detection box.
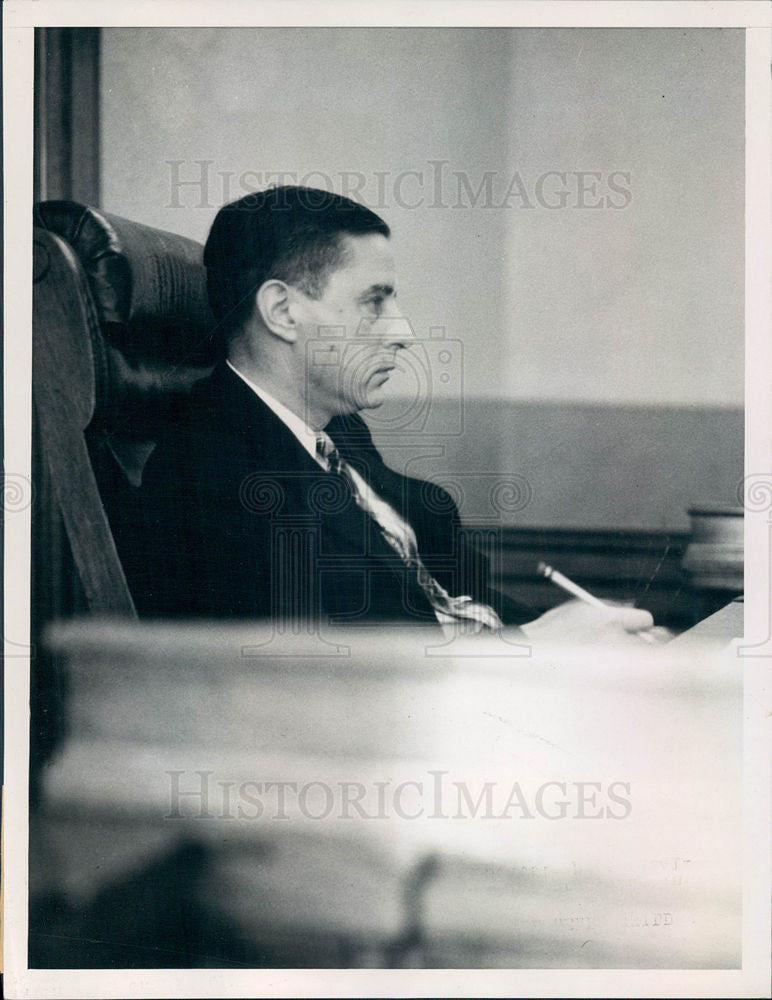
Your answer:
[371,364,396,383]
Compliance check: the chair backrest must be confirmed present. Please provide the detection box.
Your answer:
[33,201,221,615]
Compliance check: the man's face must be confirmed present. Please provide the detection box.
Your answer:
[293,233,410,420]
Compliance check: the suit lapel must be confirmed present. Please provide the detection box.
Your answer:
[208,363,408,574]
[206,363,320,477]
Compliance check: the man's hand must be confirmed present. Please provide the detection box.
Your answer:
[520,599,655,645]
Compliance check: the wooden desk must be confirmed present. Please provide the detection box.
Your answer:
[32,617,742,968]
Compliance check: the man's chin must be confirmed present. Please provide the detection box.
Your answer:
[354,383,390,412]
[332,390,386,418]
[359,394,387,411]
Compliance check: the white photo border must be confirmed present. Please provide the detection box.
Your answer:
[3,2,771,998]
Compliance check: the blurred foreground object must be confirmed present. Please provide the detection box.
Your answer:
[31,615,742,968]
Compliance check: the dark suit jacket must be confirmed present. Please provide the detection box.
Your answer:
[126,363,532,628]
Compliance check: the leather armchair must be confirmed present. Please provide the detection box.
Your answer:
[33,201,222,615]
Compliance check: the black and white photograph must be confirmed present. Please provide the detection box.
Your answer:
[3,1,771,997]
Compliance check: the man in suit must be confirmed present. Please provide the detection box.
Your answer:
[131,186,652,642]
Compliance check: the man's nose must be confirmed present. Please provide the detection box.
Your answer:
[375,305,416,351]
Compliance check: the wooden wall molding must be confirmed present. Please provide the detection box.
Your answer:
[34,28,101,204]
[484,525,732,632]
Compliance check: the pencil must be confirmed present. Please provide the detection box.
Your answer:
[537,561,657,642]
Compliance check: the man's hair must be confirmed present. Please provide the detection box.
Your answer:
[203,185,390,342]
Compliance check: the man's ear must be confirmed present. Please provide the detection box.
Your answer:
[255,279,297,343]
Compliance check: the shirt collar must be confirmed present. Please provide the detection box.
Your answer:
[226,360,322,465]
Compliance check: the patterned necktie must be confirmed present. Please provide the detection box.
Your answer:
[316,430,502,633]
